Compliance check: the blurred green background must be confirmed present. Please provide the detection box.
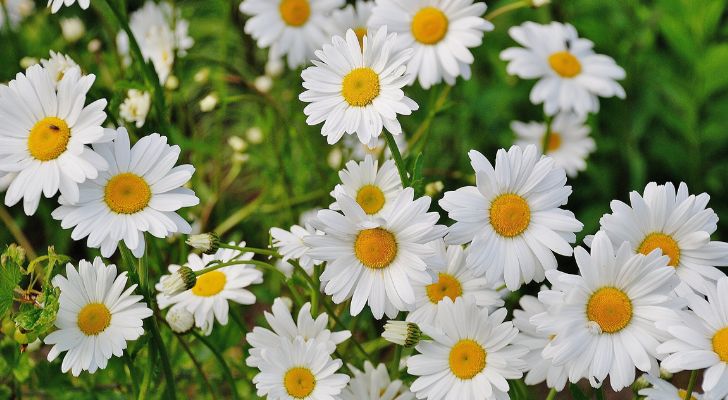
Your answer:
[1,0,727,398]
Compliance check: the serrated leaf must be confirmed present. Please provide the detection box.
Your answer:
[14,287,60,337]
[0,245,26,317]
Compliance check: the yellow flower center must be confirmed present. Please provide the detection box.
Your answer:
[354,228,397,269]
[191,271,227,297]
[356,185,386,215]
[546,132,562,152]
[354,27,368,48]
[342,67,380,107]
[712,327,728,362]
[548,51,582,78]
[448,339,486,379]
[77,303,112,336]
[637,233,681,267]
[489,194,531,238]
[411,7,449,45]
[104,173,152,214]
[426,273,463,304]
[279,0,310,27]
[677,389,698,400]
[27,117,71,161]
[586,287,633,333]
[283,367,316,399]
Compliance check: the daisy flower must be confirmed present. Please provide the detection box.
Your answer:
[156,241,262,335]
[658,277,728,399]
[342,361,414,400]
[501,21,626,116]
[534,231,682,391]
[300,26,418,147]
[0,0,34,30]
[407,297,527,400]
[512,293,568,391]
[638,375,704,400]
[439,145,583,290]
[52,128,199,258]
[596,182,728,294]
[306,188,446,319]
[370,0,493,89]
[512,112,596,178]
[0,64,111,215]
[246,297,351,368]
[252,336,349,400]
[407,242,503,327]
[119,89,152,128]
[330,155,403,217]
[331,0,374,44]
[117,1,194,84]
[44,258,152,376]
[239,0,344,70]
[40,51,80,85]
[271,224,321,274]
[48,0,89,14]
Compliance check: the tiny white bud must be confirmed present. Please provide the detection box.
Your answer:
[425,181,444,197]
[165,75,180,90]
[245,127,264,144]
[166,306,195,333]
[383,321,422,348]
[159,266,197,296]
[119,90,151,128]
[327,148,343,169]
[19,57,38,69]
[60,18,85,43]
[531,0,550,6]
[227,136,247,152]
[199,93,219,112]
[194,68,210,83]
[87,39,102,53]
[265,57,284,78]
[254,75,273,93]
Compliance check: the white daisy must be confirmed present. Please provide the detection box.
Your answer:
[0,0,34,30]
[40,51,80,85]
[156,241,262,335]
[638,375,704,400]
[342,361,414,400]
[512,293,568,391]
[596,182,728,294]
[512,112,595,178]
[331,0,374,43]
[407,242,503,327]
[330,155,403,217]
[306,188,446,319]
[119,89,151,128]
[117,1,194,84]
[300,26,418,147]
[47,0,89,14]
[246,297,351,368]
[0,173,15,192]
[271,224,321,274]
[370,0,493,89]
[534,231,682,391]
[239,0,344,70]
[658,277,728,399]
[501,21,626,116]
[253,336,349,400]
[44,257,152,376]
[51,127,199,258]
[439,145,583,290]
[407,297,527,400]
[0,64,111,215]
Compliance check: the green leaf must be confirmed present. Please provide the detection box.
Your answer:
[0,244,26,317]
[14,286,60,338]
[569,383,590,400]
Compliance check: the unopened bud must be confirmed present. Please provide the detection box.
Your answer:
[186,233,220,254]
[159,266,197,296]
[383,321,422,348]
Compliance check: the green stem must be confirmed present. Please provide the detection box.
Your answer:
[484,0,531,21]
[217,242,279,257]
[174,333,218,400]
[138,342,154,400]
[541,115,554,154]
[123,353,139,398]
[684,370,698,400]
[545,388,558,400]
[0,205,37,259]
[383,130,410,186]
[311,265,322,315]
[408,85,452,151]
[389,345,402,379]
[198,258,286,279]
[595,386,605,400]
[192,331,243,400]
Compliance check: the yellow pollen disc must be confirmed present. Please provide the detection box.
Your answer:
[677,389,698,400]
[77,303,112,336]
[342,67,380,107]
[637,233,681,267]
[586,287,633,333]
[548,51,582,78]
[354,228,397,269]
[411,7,449,45]
[191,271,227,297]
[104,173,152,214]
[713,327,728,362]
[27,117,71,161]
[356,185,386,215]
[283,367,316,399]
[489,194,531,238]
[279,0,310,27]
[426,273,463,304]
[354,27,368,48]
[448,339,486,379]
[546,132,562,152]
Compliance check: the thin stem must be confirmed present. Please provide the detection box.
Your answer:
[174,333,218,400]
[123,353,139,398]
[484,0,531,21]
[541,115,554,154]
[149,318,177,400]
[383,130,410,186]
[0,206,37,259]
[311,265,322,315]
[138,342,154,400]
[198,259,286,279]
[217,242,279,257]
[408,85,452,151]
[389,345,402,379]
[595,386,605,400]
[684,370,699,400]
[192,331,243,400]
[545,388,557,400]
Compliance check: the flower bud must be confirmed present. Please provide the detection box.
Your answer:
[186,233,220,254]
[166,306,194,333]
[383,321,422,348]
[159,266,197,296]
